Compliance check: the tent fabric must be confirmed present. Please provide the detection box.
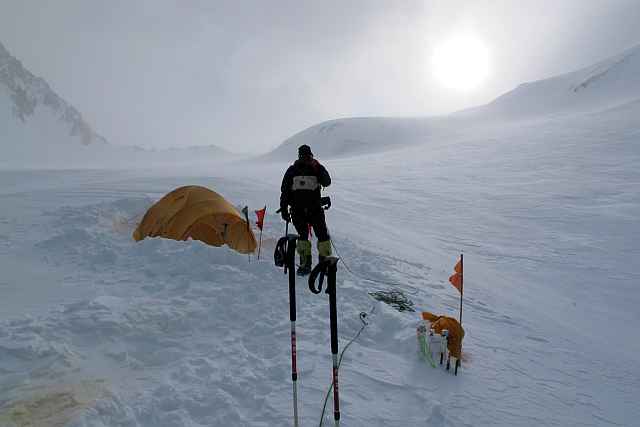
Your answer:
[421,311,465,359]
[133,185,257,254]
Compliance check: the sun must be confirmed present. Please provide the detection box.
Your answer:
[432,34,490,91]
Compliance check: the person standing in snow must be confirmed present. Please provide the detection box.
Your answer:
[280,144,332,276]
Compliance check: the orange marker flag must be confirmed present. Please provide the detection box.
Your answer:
[449,272,462,293]
[449,258,463,294]
[454,259,462,274]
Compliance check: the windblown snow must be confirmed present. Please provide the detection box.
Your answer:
[0,44,639,426]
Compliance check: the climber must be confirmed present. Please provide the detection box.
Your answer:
[280,144,332,276]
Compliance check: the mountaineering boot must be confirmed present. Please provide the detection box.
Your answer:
[296,239,312,276]
[297,254,312,276]
[317,239,332,265]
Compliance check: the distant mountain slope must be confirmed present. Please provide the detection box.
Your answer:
[265,44,640,160]
[0,41,106,148]
[462,43,640,119]
[134,144,241,167]
[262,116,440,161]
[0,41,237,169]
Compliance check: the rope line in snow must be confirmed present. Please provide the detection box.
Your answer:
[330,239,412,289]
[318,309,374,427]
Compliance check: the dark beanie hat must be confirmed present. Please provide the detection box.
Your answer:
[298,144,313,157]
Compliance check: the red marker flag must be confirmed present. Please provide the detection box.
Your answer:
[449,258,463,294]
[255,206,266,231]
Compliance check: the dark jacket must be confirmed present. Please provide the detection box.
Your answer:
[280,159,331,211]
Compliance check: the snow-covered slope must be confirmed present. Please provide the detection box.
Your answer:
[263,117,438,161]
[266,44,640,160]
[464,43,640,119]
[0,102,638,425]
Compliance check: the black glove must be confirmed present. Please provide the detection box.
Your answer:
[280,207,290,222]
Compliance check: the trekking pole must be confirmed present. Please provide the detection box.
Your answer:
[327,259,340,426]
[287,235,300,427]
[275,231,300,426]
[309,257,341,426]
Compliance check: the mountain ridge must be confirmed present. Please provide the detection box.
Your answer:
[0,41,106,146]
[1,41,237,169]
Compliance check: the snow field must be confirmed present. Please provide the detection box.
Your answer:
[1,151,638,426]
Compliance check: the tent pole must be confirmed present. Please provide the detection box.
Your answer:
[459,253,463,325]
[457,253,463,376]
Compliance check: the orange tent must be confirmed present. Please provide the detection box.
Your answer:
[133,185,257,254]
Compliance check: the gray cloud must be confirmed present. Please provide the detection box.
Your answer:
[1,0,639,152]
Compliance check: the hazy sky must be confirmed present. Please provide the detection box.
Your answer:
[1,1,639,152]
